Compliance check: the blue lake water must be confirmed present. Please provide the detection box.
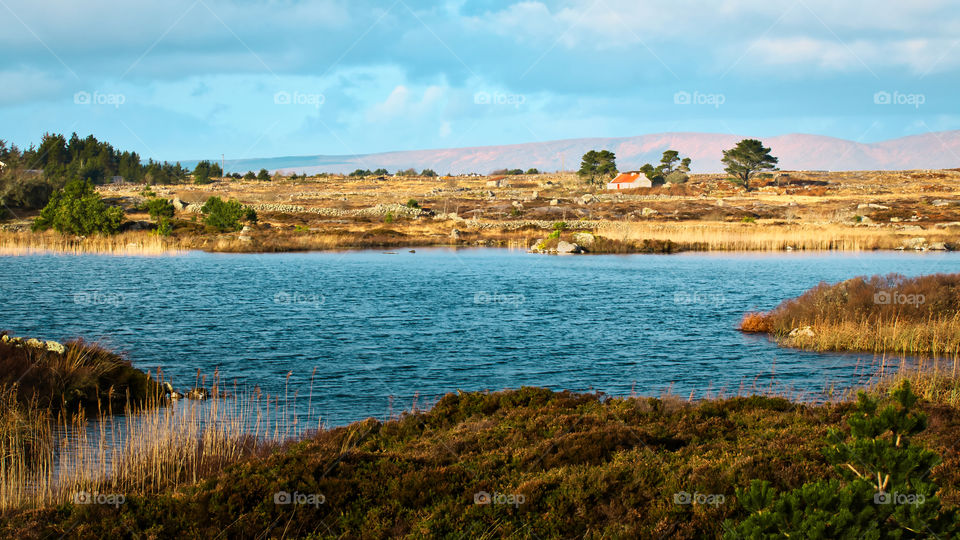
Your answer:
[2,248,958,426]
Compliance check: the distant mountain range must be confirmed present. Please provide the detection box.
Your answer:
[193,131,960,175]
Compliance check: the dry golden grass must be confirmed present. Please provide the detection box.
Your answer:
[596,220,952,251]
[0,373,310,514]
[0,231,184,256]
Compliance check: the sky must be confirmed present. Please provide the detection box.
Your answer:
[1,0,958,163]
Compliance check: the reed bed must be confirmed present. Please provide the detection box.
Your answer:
[740,273,960,354]
[0,231,184,256]
[596,220,945,251]
[0,373,313,514]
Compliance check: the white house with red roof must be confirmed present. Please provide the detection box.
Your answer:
[606,171,651,190]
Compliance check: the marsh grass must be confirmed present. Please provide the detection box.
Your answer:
[740,273,960,354]
[597,221,952,251]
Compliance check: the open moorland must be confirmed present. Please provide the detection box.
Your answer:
[4,169,960,254]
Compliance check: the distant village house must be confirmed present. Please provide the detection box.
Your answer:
[606,171,651,190]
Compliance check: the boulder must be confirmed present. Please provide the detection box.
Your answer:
[928,242,949,251]
[450,229,462,240]
[171,198,186,211]
[641,207,659,216]
[788,326,815,338]
[549,199,559,206]
[556,241,582,254]
[857,203,890,210]
[571,232,596,247]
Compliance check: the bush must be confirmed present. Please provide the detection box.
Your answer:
[405,199,420,209]
[727,381,959,537]
[32,180,124,235]
[156,217,173,236]
[200,196,255,232]
[664,171,689,184]
[144,198,174,221]
[0,177,54,209]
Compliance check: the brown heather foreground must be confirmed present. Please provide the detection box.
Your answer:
[740,273,960,355]
[4,168,960,254]
[2,372,960,538]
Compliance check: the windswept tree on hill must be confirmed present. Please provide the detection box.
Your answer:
[578,150,617,186]
[721,139,778,191]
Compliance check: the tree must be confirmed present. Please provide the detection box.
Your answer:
[200,196,256,232]
[721,139,778,191]
[144,198,174,221]
[525,168,540,175]
[32,180,124,235]
[577,150,617,186]
[243,171,256,180]
[373,168,389,176]
[193,161,218,184]
[421,169,438,177]
[257,168,270,182]
[727,381,959,537]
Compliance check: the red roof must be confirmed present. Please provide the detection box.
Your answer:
[610,172,642,184]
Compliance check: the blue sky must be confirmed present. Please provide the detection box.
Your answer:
[1,0,957,162]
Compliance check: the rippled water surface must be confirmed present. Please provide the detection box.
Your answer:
[2,248,958,425]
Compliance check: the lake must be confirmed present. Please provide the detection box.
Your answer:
[2,248,958,426]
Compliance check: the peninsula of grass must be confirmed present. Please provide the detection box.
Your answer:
[740,273,960,355]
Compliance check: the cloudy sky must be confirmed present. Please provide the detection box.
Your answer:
[1,0,957,162]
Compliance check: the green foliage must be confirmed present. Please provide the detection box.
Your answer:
[0,177,53,209]
[349,168,372,177]
[143,198,174,222]
[405,199,420,208]
[548,221,567,239]
[727,381,960,537]
[200,196,254,232]
[665,171,689,184]
[525,168,540,175]
[640,150,692,184]
[242,171,256,180]
[373,168,389,176]
[577,150,617,185]
[384,212,395,224]
[741,216,756,223]
[192,161,222,184]
[155,217,173,236]
[32,180,124,235]
[256,168,270,181]
[721,139,779,191]
[421,169,438,177]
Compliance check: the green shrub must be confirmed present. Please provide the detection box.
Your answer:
[665,171,689,184]
[200,196,255,232]
[384,212,395,224]
[406,199,420,209]
[155,217,173,236]
[741,216,756,223]
[0,177,54,209]
[727,381,960,537]
[32,180,124,235]
[144,198,174,221]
